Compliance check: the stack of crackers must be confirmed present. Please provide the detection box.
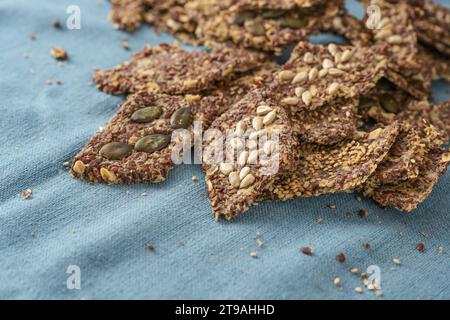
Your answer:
[72,0,450,220]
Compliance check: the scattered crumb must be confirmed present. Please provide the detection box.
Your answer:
[316,217,324,224]
[250,251,258,258]
[122,41,130,50]
[354,287,363,293]
[256,229,262,237]
[355,195,362,202]
[360,272,367,278]
[22,189,32,200]
[438,246,445,254]
[141,192,147,197]
[300,247,313,255]
[362,242,370,249]
[328,204,336,209]
[416,243,425,252]
[147,244,155,252]
[375,290,384,297]
[56,80,62,85]
[63,161,70,167]
[50,47,68,61]
[256,238,264,247]
[52,20,62,29]
[336,253,346,263]
[333,277,341,286]
[358,209,368,218]
[191,175,198,182]
[29,32,36,40]
[46,80,52,85]
[419,231,429,238]
[393,258,401,265]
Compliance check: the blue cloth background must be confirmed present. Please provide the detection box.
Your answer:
[0,0,449,300]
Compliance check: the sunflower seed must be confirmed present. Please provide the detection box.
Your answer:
[303,52,314,64]
[328,68,345,76]
[292,71,308,84]
[257,105,273,116]
[247,150,258,164]
[387,35,402,44]
[308,67,318,81]
[252,117,263,131]
[328,43,338,55]
[239,166,251,180]
[278,70,295,81]
[295,87,305,97]
[263,110,277,125]
[220,163,235,175]
[238,151,249,166]
[318,68,328,78]
[235,121,247,136]
[229,172,240,188]
[327,82,340,95]
[340,49,353,63]
[240,174,255,189]
[281,96,299,105]
[322,58,334,69]
[263,140,275,155]
[302,90,312,106]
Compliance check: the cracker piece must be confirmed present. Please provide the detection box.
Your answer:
[366,149,450,212]
[268,42,387,111]
[196,1,343,54]
[203,88,299,220]
[71,87,250,184]
[265,122,400,200]
[93,43,266,95]
[363,123,442,189]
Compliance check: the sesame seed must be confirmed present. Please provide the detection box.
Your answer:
[333,277,341,286]
[393,258,401,265]
[355,287,363,293]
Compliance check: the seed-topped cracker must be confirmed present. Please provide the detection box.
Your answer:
[196,1,343,54]
[203,88,299,220]
[264,122,400,200]
[366,149,450,212]
[267,42,387,111]
[93,43,266,95]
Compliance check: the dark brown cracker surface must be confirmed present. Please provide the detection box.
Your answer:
[264,122,400,200]
[93,43,266,95]
[366,149,450,212]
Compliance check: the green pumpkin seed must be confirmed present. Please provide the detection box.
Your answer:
[233,11,255,25]
[170,107,193,129]
[279,17,308,29]
[244,19,266,36]
[135,134,171,153]
[131,106,162,123]
[380,94,399,114]
[262,10,285,19]
[99,142,133,160]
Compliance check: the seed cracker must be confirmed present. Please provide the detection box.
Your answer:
[93,43,266,95]
[203,88,299,220]
[264,122,400,200]
[366,149,450,212]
